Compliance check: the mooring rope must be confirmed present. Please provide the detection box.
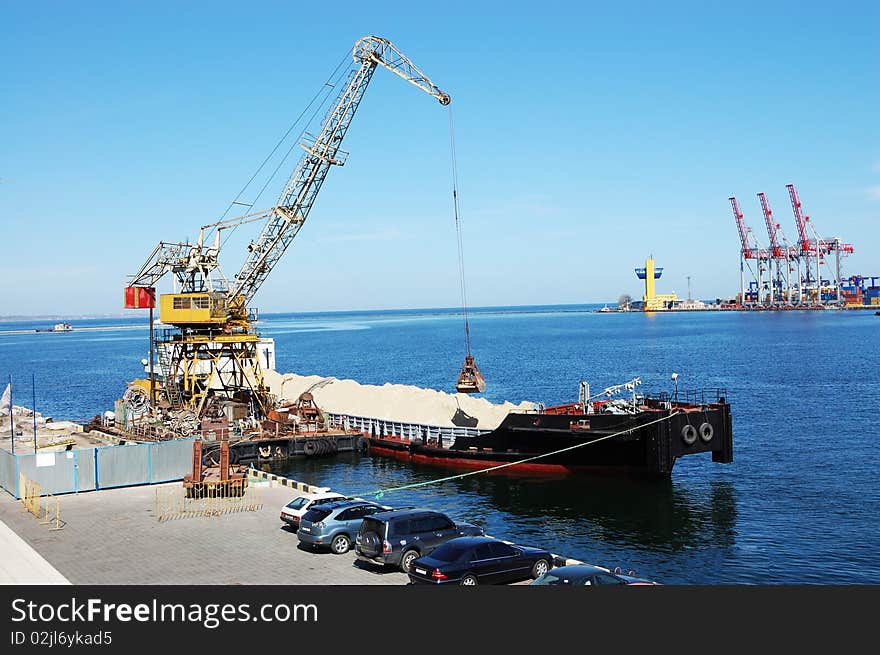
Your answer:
[354,410,683,499]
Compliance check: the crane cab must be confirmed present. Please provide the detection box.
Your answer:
[160,292,230,327]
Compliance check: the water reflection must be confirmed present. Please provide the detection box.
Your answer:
[268,452,738,561]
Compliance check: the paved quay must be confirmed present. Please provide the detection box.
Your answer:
[0,519,70,584]
[0,481,408,585]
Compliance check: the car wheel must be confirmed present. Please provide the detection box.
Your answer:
[460,574,478,586]
[400,549,419,573]
[531,559,550,579]
[331,534,351,554]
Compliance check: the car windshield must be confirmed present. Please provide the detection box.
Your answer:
[531,572,578,586]
[302,507,332,523]
[285,497,310,510]
[428,541,473,563]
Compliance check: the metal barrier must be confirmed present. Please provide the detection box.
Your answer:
[18,472,64,530]
[0,438,195,499]
[155,481,263,522]
[327,413,488,447]
[20,472,41,516]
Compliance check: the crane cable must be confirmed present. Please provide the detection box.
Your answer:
[208,51,352,251]
[448,108,471,357]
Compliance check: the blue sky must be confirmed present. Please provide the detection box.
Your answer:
[1,1,877,315]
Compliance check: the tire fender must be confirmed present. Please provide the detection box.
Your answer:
[681,424,698,445]
[699,422,714,443]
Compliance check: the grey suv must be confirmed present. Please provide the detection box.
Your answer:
[354,508,484,572]
[297,499,392,554]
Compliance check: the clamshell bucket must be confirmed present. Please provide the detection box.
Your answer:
[456,355,486,394]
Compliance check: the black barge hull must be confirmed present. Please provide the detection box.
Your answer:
[367,399,733,478]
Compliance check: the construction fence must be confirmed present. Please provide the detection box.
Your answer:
[0,438,195,499]
[19,472,64,530]
[155,480,264,522]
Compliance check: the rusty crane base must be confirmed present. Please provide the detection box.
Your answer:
[183,440,249,498]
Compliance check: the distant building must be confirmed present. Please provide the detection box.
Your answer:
[634,258,678,311]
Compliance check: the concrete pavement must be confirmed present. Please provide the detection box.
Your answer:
[0,481,408,585]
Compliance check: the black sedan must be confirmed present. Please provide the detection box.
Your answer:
[530,564,659,586]
[408,536,553,585]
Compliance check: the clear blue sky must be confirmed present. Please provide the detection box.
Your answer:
[2,1,878,315]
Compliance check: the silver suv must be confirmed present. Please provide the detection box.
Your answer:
[355,508,484,572]
[297,499,392,554]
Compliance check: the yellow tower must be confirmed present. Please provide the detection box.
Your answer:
[635,257,678,311]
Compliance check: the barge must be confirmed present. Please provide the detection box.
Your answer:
[357,381,733,477]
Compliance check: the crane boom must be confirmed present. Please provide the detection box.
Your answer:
[786,183,813,254]
[730,196,754,259]
[757,192,782,257]
[230,35,450,304]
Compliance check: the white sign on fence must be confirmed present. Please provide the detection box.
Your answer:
[35,453,56,468]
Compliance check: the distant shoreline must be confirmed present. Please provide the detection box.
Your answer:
[0,303,613,324]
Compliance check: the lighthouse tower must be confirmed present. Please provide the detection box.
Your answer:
[634,257,678,311]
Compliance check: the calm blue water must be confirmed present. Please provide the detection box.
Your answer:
[1,305,878,584]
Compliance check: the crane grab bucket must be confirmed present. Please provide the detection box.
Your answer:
[456,355,486,394]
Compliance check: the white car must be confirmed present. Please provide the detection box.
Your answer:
[280,490,347,529]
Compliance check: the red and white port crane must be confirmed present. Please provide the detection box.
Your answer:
[729,196,769,305]
[785,183,854,305]
[757,192,800,305]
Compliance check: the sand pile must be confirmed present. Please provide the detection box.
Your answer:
[263,370,538,429]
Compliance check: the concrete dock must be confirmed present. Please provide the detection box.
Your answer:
[0,481,408,585]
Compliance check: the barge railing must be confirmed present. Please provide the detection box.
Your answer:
[647,388,729,406]
[326,412,489,447]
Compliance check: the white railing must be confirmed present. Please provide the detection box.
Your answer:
[327,412,488,447]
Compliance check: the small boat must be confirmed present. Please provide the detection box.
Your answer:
[35,322,73,333]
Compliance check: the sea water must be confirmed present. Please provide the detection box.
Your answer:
[1,305,878,584]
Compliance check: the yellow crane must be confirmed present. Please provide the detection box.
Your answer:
[123,36,451,428]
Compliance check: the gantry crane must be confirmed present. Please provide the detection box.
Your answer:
[729,196,769,305]
[757,192,800,305]
[786,183,854,305]
[123,36,451,428]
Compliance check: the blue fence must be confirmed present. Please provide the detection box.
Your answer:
[0,438,195,499]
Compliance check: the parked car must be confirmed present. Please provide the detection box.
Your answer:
[530,564,659,586]
[408,536,554,585]
[297,499,392,554]
[355,507,484,572]
[280,490,346,529]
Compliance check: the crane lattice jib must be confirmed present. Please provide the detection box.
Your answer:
[757,192,782,257]
[128,241,200,288]
[786,183,814,254]
[729,197,754,260]
[230,35,450,303]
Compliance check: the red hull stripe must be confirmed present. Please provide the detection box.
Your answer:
[367,443,644,476]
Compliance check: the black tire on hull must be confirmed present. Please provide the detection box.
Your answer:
[699,422,714,442]
[681,424,698,445]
